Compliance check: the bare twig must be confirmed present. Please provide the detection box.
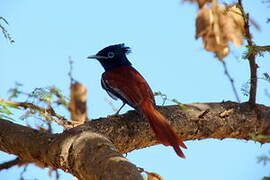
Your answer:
[237,0,258,107]
[0,17,15,43]
[48,169,60,180]
[0,158,27,170]
[55,169,60,180]
[221,61,241,102]
[68,56,75,84]
[19,165,29,180]
[0,17,9,24]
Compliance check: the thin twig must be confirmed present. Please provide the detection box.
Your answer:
[19,165,28,180]
[0,17,9,24]
[68,56,75,84]
[237,0,258,107]
[55,169,60,180]
[0,98,72,127]
[0,17,15,44]
[247,45,270,56]
[0,158,27,170]
[221,61,241,102]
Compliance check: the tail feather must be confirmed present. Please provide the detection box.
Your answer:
[140,101,187,158]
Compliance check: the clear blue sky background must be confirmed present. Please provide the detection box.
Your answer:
[1,0,270,180]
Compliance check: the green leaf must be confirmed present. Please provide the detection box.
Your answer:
[8,88,20,100]
[30,88,53,103]
[0,106,13,115]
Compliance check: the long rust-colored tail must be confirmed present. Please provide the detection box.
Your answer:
[140,100,187,158]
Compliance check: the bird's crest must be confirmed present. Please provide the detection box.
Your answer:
[116,43,131,54]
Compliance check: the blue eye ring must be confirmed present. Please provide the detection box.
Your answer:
[107,52,115,58]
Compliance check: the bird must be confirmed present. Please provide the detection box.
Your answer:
[87,43,187,158]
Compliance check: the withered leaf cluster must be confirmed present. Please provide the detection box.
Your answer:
[184,0,212,8]
[193,0,245,60]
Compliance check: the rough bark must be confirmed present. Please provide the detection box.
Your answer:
[75,101,270,153]
[0,101,270,179]
[0,119,142,180]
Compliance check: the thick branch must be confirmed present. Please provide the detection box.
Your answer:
[248,53,257,106]
[0,102,269,179]
[73,101,270,153]
[0,119,143,180]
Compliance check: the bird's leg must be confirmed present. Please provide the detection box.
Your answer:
[115,102,126,115]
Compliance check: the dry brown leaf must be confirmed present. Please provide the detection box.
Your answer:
[147,172,164,180]
[195,1,245,60]
[195,6,213,38]
[223,5,245,47]
[183,0,213,8]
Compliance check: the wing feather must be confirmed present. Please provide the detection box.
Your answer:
[101,66,155,108]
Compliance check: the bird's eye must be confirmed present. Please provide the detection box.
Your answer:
[107,52,115,58]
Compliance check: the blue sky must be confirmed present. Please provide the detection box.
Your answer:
[1,0,270,180]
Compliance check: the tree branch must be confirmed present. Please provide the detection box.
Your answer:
[0,119,142,180]
[0,158,27,170]
[221,61,240,102]
[76,101,270,154]
[0,102,269,179]
[237,0,258,107]
[0,98,72,128]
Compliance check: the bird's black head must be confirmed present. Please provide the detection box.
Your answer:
[87,44,132,71]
